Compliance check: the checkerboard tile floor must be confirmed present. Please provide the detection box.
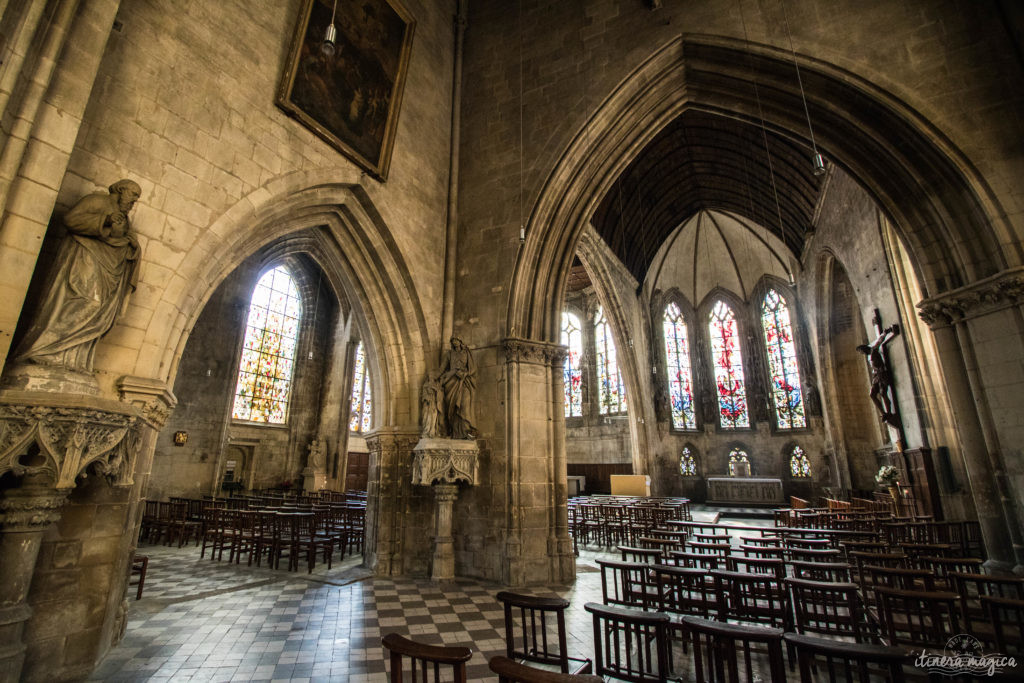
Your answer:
[96,510,770,682]
[94,544,607,682]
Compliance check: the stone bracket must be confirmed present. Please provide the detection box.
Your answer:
[411,438,480,486]
[0,391,145,489]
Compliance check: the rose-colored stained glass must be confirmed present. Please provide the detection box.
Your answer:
[561,311,583,417]
[708,300,749,429]
[349,341,373,432]
[761,289,806,429]
[232,266,301,423]
[595,306,627,415]
[663,302,696,430]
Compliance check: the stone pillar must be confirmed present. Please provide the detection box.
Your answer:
[920,312,1017,569]
[502,338,576,585]
[430,483,459,580]
[546,346,575,583]
[364,428,421,576]
[0,476,68,682]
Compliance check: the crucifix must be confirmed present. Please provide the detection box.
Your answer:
[857,309,905,448]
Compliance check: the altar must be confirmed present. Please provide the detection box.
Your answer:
[706,477,784,505]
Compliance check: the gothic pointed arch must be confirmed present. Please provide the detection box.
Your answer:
[507,34,1011,348]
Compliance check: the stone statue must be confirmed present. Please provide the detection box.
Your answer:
[439,337,477,439]
[13,180,142,371]
[857,323,900,427]
[420,372,444,438]
[308,434,326,470]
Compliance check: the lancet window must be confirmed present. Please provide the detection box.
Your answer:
[232,266,301,424]
[595,305,627,414]
[349,341,372,432]
[663,302,696,430]
[709,301,749,428]
[561,311,583,417]
[762,289,806,429]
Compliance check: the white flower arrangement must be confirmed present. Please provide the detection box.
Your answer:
[875,465,900,486]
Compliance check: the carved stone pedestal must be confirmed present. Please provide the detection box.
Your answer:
[411,438,479,580]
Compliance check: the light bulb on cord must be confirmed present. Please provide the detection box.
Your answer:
[322,0,338,57]
[812,152,827,176]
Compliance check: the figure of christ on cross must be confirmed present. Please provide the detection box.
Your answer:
[857,322,901,427]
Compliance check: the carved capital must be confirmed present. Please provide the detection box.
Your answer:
[0,487,69,532]
[917,267,1024,327]
[503,337,567,367]
[117,375,177,429]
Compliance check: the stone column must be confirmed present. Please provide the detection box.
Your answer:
[546,346,575,583]
[430,483,459,580]
[922,315,1016,569]
[0,476,69,682]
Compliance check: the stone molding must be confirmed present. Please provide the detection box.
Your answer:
[0,487,69,532]
[0,391,143,489]
[917,267,1024,327]
[502,337,567,366]
[117,375,177,429]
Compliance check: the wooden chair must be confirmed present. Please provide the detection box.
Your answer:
[983,595,1024,655]
[636,536,682,553]
[713,570,790,630]
[688,541,731,557]
[488,656,603,683]
[129,554,148,600]
[788,547,842,563]
[740,536,782,548]
[693,533,732,544]
[788,560,852,583]
[919,556,983,589]
[666,550,722,571]
[650,564,720,621]
[585,602,671,683]
[495,592,591,674]
[953,573,1024,644]
[875,588,960,647]
[597,559,656,608]
[382,633,472,683]
[682,615,786,683]
[739,544,785,560]
[724,556,785,579]
[784,633,912,682]
[786,578,873,643]
[618,546,664,564]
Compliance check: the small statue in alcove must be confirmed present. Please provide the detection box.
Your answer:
[439,337,477,439]
[857,323,901,427]
[419,371,444,438]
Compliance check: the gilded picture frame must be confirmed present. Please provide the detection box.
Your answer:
[277,0,415,181]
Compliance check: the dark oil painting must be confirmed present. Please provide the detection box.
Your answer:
[278,0,415,180]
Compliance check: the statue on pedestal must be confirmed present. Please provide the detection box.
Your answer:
[439,337,477,439]
[12,180,142,372]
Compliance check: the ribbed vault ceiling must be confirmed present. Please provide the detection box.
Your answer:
[591,109,824,283]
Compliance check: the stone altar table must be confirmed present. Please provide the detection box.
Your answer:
[706,477,784,505]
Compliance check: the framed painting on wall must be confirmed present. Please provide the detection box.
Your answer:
[277,0,416,181]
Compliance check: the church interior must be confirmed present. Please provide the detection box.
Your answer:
[0,0,1022,680]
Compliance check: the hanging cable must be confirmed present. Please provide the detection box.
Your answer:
[780,0,826,175]
[518,0,525,243]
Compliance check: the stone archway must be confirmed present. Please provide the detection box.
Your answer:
[505,34,1018,565]
[507,34,1011,346]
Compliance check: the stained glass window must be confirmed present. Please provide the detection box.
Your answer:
[728,448,751,476]
[709,301,749,428]
[790,445,811,477]
[561,311,583,417]
[762,289,806,429]
[663,302,696,430]
[232,266,301,423]
[595,305,627,414]
[349,341,372,432]
[680,447,697,476]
